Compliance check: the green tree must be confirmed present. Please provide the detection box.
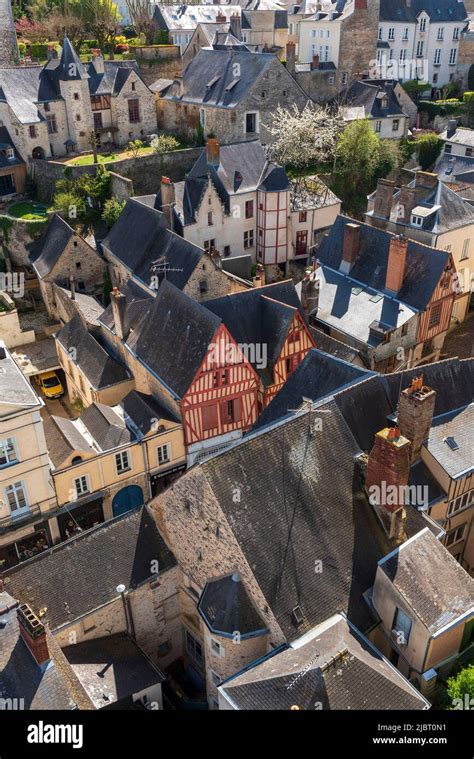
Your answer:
[415,133,443,170]
[127,138,144,157]
[81,0,121,57]
[151,134,180,154]
[447,665,474,709]
[102,197,125,228]
[53,190,87,223]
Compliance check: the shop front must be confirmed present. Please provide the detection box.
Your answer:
[150,463,187,498]
[0,522,51,569]
[56,495,105,541]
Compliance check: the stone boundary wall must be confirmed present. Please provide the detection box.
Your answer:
[31,147,202,202]
[109,171,134,201]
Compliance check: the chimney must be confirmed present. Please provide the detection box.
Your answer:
[301,269,320,316]
[414,171,438,190]
[397,185,416,224]
[311,54,320,71]
[385,235,408,294]
[365,427,411,543]
[17,604,50,667]
[229,12,241,40]
[256,263,266,286]
[161,176,175,231]
[354,0,368,8]
[111,287,130,341]
[69,274,75,301]
[215,11,226,23]
[446,118,458,139]
[206,137,220,166]
[286,42,296,75]
[340,222,360,274]
[373,178,395,220]
[91,48,104,75]
[47,44,58,62]
[398,376,436,462]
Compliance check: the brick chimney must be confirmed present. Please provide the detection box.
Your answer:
[385,235,408,294]
[398,375,436,462]
[446,119,458,139]
[340,222,360,274]
[373,178,395,220]
[111,287,130,341]
[229,12,241,40]
[91,49,104,75]
[206,137,220,166]
[286,42,296,74]
[17,603,50,666]
[366,427,411,543]
[311,54,320,71]
[354,0,368,8]
[301,270,320,316]
[397,185,416,224]
[215,11,226,23]
[161,176,175,230]
[414,171,438,190]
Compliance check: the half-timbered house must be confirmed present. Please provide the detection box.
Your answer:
[204,281,315,409]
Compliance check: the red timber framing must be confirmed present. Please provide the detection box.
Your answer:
[180,324,260,446]
[261,310,315,407]
[416,256,457,345]
[256,190,289,265]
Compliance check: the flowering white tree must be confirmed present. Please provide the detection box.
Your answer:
[264,103,345,174]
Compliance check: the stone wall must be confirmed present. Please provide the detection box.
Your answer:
[0,216,49,268]
[109,171,134,201]
[128,45,182,86]
[31,148,202,202]
[336,0,380,90]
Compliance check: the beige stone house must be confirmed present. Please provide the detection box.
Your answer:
[0,36,157,161]
[30,214,106,321]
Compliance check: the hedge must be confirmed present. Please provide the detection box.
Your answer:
[418,98,465,119]
[30,41,59,59]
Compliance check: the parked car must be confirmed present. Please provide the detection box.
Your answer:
[34,371,64,399]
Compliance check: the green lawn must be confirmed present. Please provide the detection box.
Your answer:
[66,146,156,166]
[7,201,50,221]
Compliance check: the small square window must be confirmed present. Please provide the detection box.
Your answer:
[211,639,223,656]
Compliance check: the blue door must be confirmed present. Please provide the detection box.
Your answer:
[112,485,144,517]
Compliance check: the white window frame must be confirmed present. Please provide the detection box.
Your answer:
[375,120,382,133]
[4,481,28,514]
[447,490,473,517]
[115,450,131,475]
[416,40,424,57]
[419,17,427,33]
[0,437,18,467]
[393,607,412,645]
[460,239,470,261]
[453,27,460,41]
[157,443,172,466]
[434,48,441,65]
[185,629,203,667]
[437,27,444,40]
[244,111,259,135]
[388,27,395,41]
[211,638,224,657]
[74,474,90,498]
[445,523,466,547]
[411,214,423,227]
[402,27,409,41]
[449,48,457,65]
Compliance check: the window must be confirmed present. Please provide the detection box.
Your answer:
[203,239,215,251]
[433,73,438,83]
[44,102,50,112]
[375,120,382,133]
[401,323,408,337]
[46,113,58,134]
[207,212,213,226]
[244,230,254,249]
[220,398,241,425]
[444,143,452,154]
[399,49,407,62]
[449,48,457,65]
[131,81,136,91]
[185,630,203,667]
[28,125,37,138]
[213,369,228,387]
[73,92,80,100]
[245,112,257,134]
[91,94,111,111]
[402,27,409,40]
[437,27,444,40]
[434,48,441,65]
[411,214,423,227]
[0,437,18,467]
[428,303,442,328]
[461,239,470,260]
[4,481,28,514]
[74,475,90,497]
[245,200,254,219]
[202,404,218,431]
[445,524,466,547]
[211,670,222,687]
[392,119,400,132]
[341,72,348,85]
[211,639,223,656]
[199,279,208,293]
[416,41,424,57]
[299,211,307,223]
[393,607,412,645]
[115,450,131,474]
[224,245,231,257]
[75,114,81,121]
[286,355,299,376]
[448,491,473,517]
[378,27,382,40]
[128,98,140,123]
[419,17,426,32]
[466,148,473,157]
[296,230,307,256]
[453,27,460,40]
[388,27,395,40]
[93,112,103,129]
[157,443,171,465]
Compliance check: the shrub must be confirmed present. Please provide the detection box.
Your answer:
[30,41,59,60]
[151,134,180,154]
[447,666,474,709]
[102,197,126,229]
[18,41,27,55]
[115,43,129,53]
[415,132,443,169]
[52,191,87,224]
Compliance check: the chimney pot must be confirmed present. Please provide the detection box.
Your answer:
[286,41,296,74]
[161,176,176,230]
[206,137,220,166]
[111,288,130,341]
[398,376,436,462]
[17,604,49,666]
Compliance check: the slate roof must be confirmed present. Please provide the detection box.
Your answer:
[316,215,449,312]
[61,634,164,709]
[153,4,243,32]
[380,528,474,634]
[44,36,89,82]
[0,343,41,415]
[204,281,306,382]
[252,348,374,430]
[126,280,221,398]
[339,80,405,120]
[1,507,176,631]
[55,315,131,390]
[102,197,206,289]
[198,573,268,638]
[29,214,76,279]
[86,60,143,97]
[309,328,364,365]
[434,154,474,185]
[440,126,474,148]
[425,404,473,479]
[220,614,429,710]
[0,592,74,709]
[0,126,24,168]
[380,0,467,23]
[385,179,474,235]
[162,49,281,108]
[120,390,180,434]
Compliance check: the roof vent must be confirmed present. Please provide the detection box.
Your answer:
[291,605,304,627]
[231,572,241,583]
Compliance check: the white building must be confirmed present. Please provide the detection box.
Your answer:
[377,0,468,87]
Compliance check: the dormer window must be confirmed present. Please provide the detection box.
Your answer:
[411,214,423,227]
[6,148,14,160]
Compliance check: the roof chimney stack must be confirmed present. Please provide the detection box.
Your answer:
[340,222,360,274]
[385,235,408,294]
[446,118,458,139]
[366,427,411,543]
[229,12,241,40]
[286,42,296,74]
[311,54,320,71]
[397,185,416,224]
[161,176,175,231]
[111,287,130,341]
[301,269,320,316]
[69,274,75,301]
[206,137,220,166]
[17,604,50,667]
[91,48,104,75]
[373,178,395,220]
[397,375,436,462]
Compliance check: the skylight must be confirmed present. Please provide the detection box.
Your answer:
[351,286,364,295]
[444,436,459,451]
